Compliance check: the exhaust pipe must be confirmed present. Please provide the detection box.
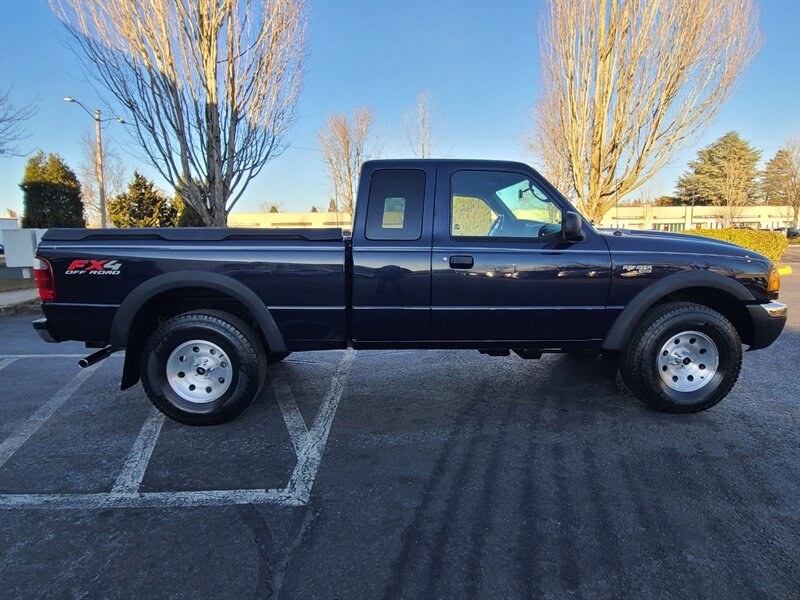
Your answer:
[79,346,118,368]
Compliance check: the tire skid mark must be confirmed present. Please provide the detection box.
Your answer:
[616,458,703,592]
[515,390,563,598]
[380,367,489,600]
[583,450,650,596]
[517,434,542,600]
[421,378,496,599]
[582,445,629,594]
[552,443,582,595]
[463,398,516,599]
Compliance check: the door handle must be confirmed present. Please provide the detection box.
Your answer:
[449,255,474,269]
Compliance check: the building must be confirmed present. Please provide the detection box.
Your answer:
[598,204,794,232]
[227,205,794,232]
[228,212,353,229]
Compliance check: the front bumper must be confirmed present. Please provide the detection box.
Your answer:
[32,317,59,344]
[746,302,787,350]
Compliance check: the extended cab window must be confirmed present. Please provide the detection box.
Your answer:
[366,169,425,241]
[451,170,562,239]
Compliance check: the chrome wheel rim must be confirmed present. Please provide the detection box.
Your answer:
[166,339,233,403]
[657,330,719,393]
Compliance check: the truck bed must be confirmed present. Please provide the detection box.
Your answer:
[37,228,348,349]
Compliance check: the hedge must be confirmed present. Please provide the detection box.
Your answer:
[687,229,788,264]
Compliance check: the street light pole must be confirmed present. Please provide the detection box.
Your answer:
[64,97,125,229]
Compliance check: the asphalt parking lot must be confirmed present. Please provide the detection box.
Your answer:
[1,249,799,599]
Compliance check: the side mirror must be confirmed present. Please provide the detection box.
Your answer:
[563,211,584,241]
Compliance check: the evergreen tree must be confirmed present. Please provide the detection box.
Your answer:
[269,205,279,213]
[107,172,180,227]
[310,205,318,213]
[654,195,679,206]
[20,151,85,228]
[675,132,761,206]
[328,198,337,213]
[177,203,206,226]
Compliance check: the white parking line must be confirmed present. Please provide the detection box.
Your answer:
[271,367,311,455]
[0,363,102,469]
[288,350,355,503]
[0,357,19,371]
[0,488,304,509]
[111,407,166,495]
[0,350,355,509]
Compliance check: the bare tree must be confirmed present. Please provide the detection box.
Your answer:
[318,108,375,216]
[260,201,284,213]
[716,156,750,227]
[528,93,573,200]
[535,0,760,223]
[53,0,306,226]
[405,92,433,158]
[0,89,36,157]
[79,130,126,226]
[785,137,800,229]
[763,137,800,228]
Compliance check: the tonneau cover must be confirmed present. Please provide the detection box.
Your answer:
[41,227,344,243]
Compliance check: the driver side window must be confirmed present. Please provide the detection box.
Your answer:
[450,170,562,239]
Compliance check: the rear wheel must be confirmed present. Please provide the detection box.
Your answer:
[141,310,265,425]
[620,302,742,413]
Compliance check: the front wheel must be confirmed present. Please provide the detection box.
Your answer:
[141,310,265,425]
[620,302,742,413]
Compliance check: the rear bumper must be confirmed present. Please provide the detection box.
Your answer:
[32,317,59,344]
[746,302,787,350]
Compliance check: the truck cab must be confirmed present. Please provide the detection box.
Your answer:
[350,160,609,348]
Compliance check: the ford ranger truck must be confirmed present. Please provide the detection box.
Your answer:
[31,159,787,425]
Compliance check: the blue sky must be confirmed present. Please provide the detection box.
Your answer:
[1,0,798,217]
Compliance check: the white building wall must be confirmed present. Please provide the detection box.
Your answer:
[598,205,794,232]
[227,206,793,232]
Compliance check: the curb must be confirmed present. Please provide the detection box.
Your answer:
[0,299,42,318]
[777,265,793,276]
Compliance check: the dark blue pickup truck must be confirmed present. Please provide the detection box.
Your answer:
[32,159,787,424]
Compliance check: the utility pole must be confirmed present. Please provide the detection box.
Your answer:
[94,109,106,228]
[64,97,125,228]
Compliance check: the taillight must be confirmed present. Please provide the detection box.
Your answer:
[33,257,56,301]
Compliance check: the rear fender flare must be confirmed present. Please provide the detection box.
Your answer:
[111,270,286,351]
[112,272,286,389]
[602,269,755,351]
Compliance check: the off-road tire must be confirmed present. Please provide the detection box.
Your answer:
[620,302,742,413]
[141,310,265,425]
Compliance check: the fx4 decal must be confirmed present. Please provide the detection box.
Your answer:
[65,259,122,276]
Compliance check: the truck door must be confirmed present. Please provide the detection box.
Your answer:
[351,164,435,343]
[431,165,612,342]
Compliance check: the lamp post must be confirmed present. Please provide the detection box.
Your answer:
[64,97,125,228]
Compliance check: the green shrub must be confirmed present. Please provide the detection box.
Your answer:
[687,229,788,264]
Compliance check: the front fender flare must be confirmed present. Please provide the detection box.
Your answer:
[602,269,755,351]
